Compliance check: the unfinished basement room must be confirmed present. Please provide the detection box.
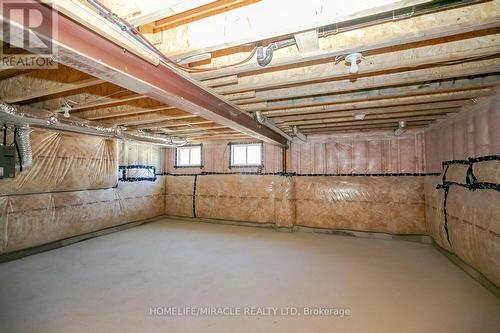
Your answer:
[0,0,499,332]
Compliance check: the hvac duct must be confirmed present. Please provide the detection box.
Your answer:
[15,125,33,169]
[0,102,187,148]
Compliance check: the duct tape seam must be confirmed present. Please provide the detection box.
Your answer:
[193,174,198,218]
[119,165,157,182]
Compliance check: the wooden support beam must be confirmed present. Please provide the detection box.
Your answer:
[202,75,239,88]
[153,0,251,30]
[296,114,450,128]
[225,90,256,101]
[128,120,213,130]
[242,76,500,111]
[102,110,198,126]
[192,2,500,80]
[160,125,227,134]
[176,129,239,138]
[281,109,458,127]
[301,122,429,133]
[262,88,494,116]
[71,94,146,111]
[85,106,177,121]
[272,100,471,123]
[71,99,175,120]
[214,34,500,95]
[234,58,500,104]
[189,134,250,141]
[122,0,216,27]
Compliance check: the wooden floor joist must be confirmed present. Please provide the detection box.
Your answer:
[233,59,500,104]
[241,76,500,111]
[192,1,500,80]
[261,89,493,116]
[1,1,499,139]
[272,101,471,123]
[214,34,500,95]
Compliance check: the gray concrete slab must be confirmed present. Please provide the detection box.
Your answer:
[0,218,499,333]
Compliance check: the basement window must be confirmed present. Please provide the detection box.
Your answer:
[230,142,262,167]
[175,144,202,168]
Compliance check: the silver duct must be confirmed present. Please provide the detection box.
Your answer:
[0,102,187,147]
[16,125,33,169]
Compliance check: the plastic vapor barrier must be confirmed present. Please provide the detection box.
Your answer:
[0,129,118,195]
[165,174,426,234]
[294,176,426,234]
[165,176,196,217]
[0,129,166,254]
[425,157,500,286]
[195,175,281,224]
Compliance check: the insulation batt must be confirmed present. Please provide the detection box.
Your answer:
[0,129,166,254]
[424,159,500,286]
[165,174,426,234]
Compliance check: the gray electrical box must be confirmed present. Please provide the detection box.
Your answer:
[0,145,16,179]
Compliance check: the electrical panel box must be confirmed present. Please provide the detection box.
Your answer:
[0,145,16,179]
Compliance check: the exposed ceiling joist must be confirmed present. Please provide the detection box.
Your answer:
[129,119,214,130]
[297,115,449,129]
[242,76,500,111]
[7,1,286,145]
[157,0,432,58]
[233,58,500,104]
[0,66,103,103]
[281,109,459,126]
[272,100,471,123]
[214,34,500,95]
[263,89,493,117]
[121,0,216,27]
[192,1,500,80]
[300,122,429,133]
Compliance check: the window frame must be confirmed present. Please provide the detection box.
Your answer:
[228,141,264,168]
[174,144,203,168]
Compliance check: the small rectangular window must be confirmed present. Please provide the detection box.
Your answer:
[176,145,202,167]
[230,143,262,167]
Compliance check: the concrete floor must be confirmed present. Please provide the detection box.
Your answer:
[0,218,499,333]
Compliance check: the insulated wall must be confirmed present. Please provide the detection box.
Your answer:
[0,129,166,254]
[165,132,427,234]
[425,88,500,172]
[424,91,500,286]
[288,132,425,174]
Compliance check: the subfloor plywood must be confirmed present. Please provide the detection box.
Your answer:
[0,218,499,333]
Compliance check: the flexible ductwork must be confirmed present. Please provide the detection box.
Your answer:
[0,102,187,148]
[15,125,33,169]
[255,111,293,141]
